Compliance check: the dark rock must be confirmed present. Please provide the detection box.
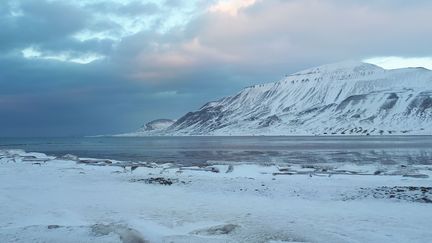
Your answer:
[47,225,60,229]
[206,166,220,173]
[346,186,432,203]
[259,115,282,128]
[142,119,175,131]
[226,165,234,173]
[380,93,399,111]
[416,197,432,203]
[130,177,176,185]
[405,92,432,115]
[403,174,429,179]
[337,94,367,111]
[191,224,239,236]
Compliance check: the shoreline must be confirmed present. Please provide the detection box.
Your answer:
[110,133,432,137]
[1,149,432,242]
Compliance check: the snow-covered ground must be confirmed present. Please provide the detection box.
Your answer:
[1,149,432,242]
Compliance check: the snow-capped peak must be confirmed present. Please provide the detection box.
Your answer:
[294,60,381,74]
[125,60,432,136]
[286,60,385,84]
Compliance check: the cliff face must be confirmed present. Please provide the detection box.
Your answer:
[128,61,432,136]
[140,119,175,132]
[167,61,432,135]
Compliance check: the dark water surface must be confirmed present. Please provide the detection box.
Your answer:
[1,136,432,165]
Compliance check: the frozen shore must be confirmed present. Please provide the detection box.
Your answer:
[1,149,432,243]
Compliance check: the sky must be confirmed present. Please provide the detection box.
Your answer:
[0,0,431,137]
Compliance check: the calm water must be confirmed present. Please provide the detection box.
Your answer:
[1,136,432,165]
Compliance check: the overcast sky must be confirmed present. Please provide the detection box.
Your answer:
[1,0,431,137]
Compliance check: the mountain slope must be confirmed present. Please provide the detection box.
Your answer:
[116,119,175,136]
[134,61,432,136]
[141,119,175,132]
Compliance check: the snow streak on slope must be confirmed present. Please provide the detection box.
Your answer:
[134,61,432,136]
[140,119,175,132]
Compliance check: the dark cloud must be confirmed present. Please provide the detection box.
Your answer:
[0,0,90,52]
[0,56,202,136]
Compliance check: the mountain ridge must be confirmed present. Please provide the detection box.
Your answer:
[122,60,432,136]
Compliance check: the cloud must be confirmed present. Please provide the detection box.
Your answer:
[21,47,105,64]
[1,0,431,136]
[88,1,160,17]
[209,0,257,16]
[196,0,432,66]
[115,0,432,85]
[364,56,432,70]
[0,0,90,51]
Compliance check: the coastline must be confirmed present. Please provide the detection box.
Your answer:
[1,149,432,242]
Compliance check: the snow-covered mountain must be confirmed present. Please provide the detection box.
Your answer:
[117,119,175,136]
[128,61,432,136]
[140,119,175,132]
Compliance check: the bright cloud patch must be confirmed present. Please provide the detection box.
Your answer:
[73,30,119,42]
[364,57,432,70]
[209,0,257,16]
[21,47,104,64]
[71,0,203,43]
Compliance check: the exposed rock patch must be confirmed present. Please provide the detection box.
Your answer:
[191,224,240,236]
[130,177,180,185]
[343,186,432,203]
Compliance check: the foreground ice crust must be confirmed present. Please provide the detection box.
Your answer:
[1,149,432,243]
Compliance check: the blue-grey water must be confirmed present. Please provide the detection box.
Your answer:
[1,136,432,165]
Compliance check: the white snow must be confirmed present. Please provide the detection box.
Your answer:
[1,149,432,242]
[123,60,432,136]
